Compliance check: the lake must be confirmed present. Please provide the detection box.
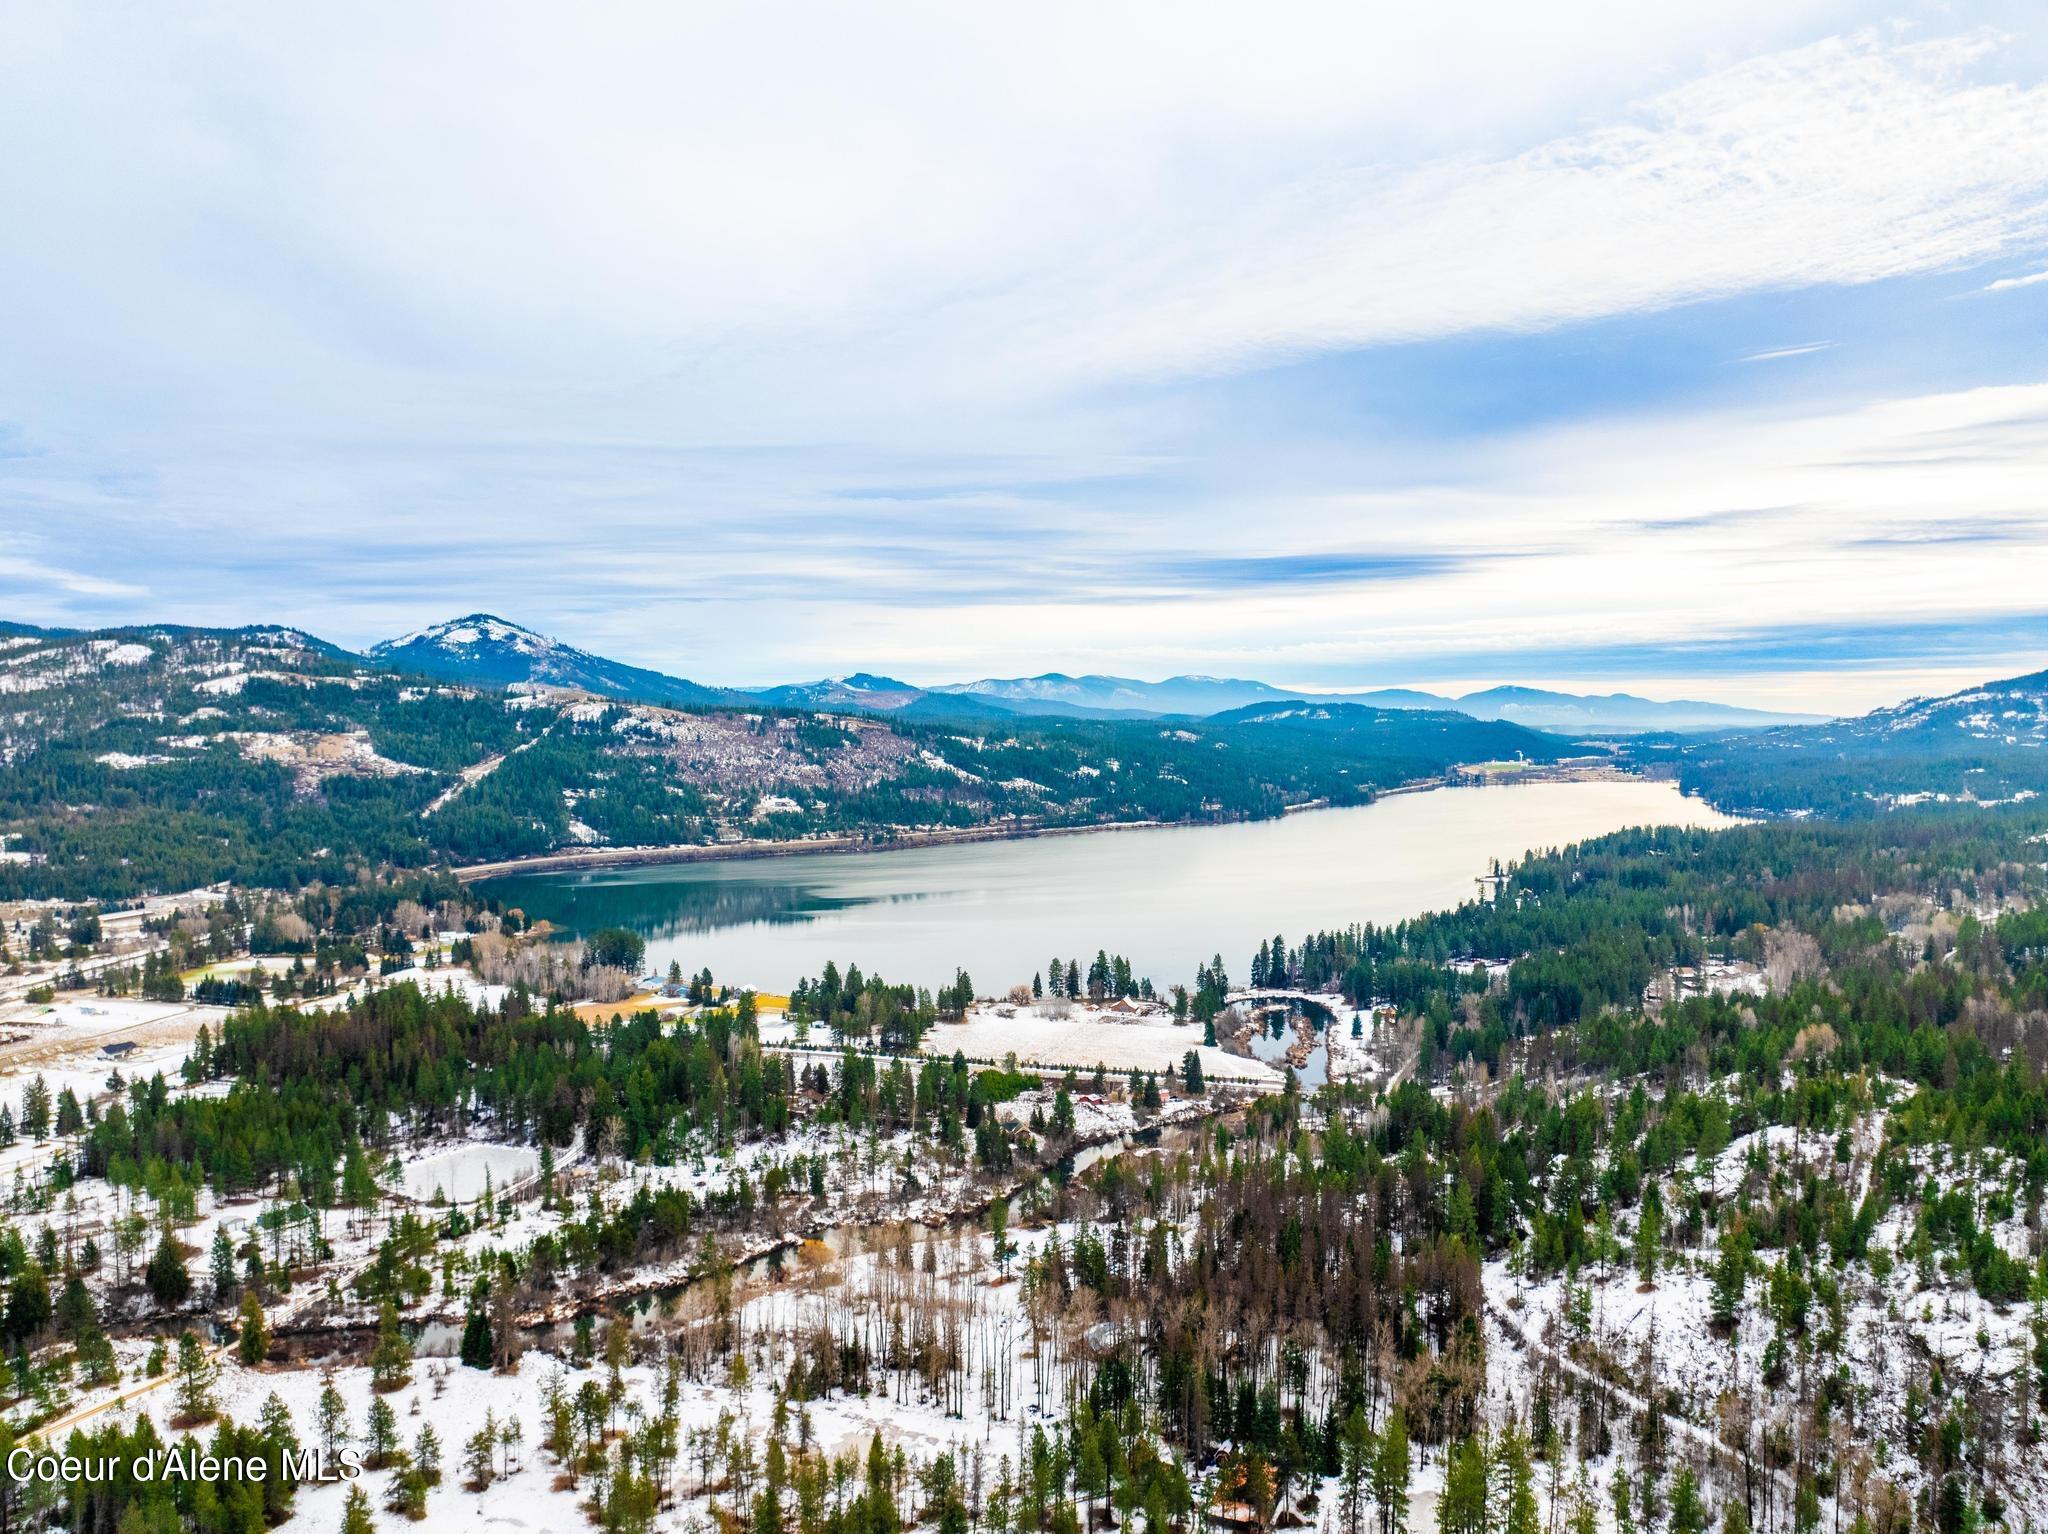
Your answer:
[475,778,1740,995]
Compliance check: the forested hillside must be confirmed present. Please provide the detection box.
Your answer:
[0,622,1562,899]
[15,803,2048,1533]
[1629,668,2048,818]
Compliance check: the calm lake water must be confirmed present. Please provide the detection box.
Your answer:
[476,779,1739,995]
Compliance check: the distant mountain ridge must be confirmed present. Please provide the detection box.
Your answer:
[730,667,1814,733]
[8,608,1821,733]
[357,613,1822,732]
[886,673,1816,733]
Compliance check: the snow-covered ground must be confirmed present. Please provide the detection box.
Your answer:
[929,1001,1279,1082]
[397,1143,543,1205]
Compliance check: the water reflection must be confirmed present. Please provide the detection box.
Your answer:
[477,780,1737,993]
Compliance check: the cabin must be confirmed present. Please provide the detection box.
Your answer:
[100,1040,137,1060]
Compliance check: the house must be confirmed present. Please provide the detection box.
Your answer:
[100,1040,137,1059]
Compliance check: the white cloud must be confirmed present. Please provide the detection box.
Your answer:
[1,11,2044,436]
[0,6,2046,713]
[1048,31,2048,381]
[1738,342,1838,362]
[1983,266,2048,291]
[0,552,147,600]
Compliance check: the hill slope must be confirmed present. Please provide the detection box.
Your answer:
[1648,667,2048,816]
[0,622,1581,899]
[1210,699,1565,766]
[370,614,734,707]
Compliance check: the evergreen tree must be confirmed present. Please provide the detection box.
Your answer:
[318,1377,349,1455]
[460,1305,494,1370]
[340,1484,374,1534]
[19,1076,49,1140]
[365,1395,400,1468]
[1496,1426,1538,1534]
[237,1292,271,1366]
[174,1330,217,1422]
[1668,1469,1706,1534]
[416,1421,444,1483]
[370,1299,413,1390]
[1339,1408,1376,1534]
[4,1260,51,1345]
[1437,1436,1489,1534]
[146,1232,192,1308]
[1635,1183,1664,1285]
[1372,1409,1410,1534]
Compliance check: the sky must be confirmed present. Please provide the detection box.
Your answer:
[3,3,2048,713]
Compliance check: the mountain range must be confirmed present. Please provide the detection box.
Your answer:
[1,609,2044,900]
[370,614,1819,734]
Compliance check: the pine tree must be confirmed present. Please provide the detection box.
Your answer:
[340,1484,374,1534]
[1496,1426,1538,1534]
[1372,1409,1410,1534]
[1635,1183,1664,1285]
[365,1395,400,1467]
[318,1377,349,1455]
[1437,1437,1488,1534]
[19,1076,49,1140]
[394,1417,432,1482]
[237,1292,270,1366]
[370,1299,413,1390]
[174,1331,217,1423]
[210,1227,238,1303]
[460,1305,493,1370]
[1613,1475,1636,1534]
[466,1408,499,1488]
[146,1233,191,1308]
[6,1260,51,1343]
[1339,1408,1376,1534]
[1668,1469,1706,1534]
[1710,1230,1749,1333]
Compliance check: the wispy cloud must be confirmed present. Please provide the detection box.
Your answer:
[0,9,2046,713]
[1983,267,2048,292]
[0,551,148,601]
[1738,342,1837,363]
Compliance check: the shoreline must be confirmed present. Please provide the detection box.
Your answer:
[453,816,1172,882]
[454,762,1662,884]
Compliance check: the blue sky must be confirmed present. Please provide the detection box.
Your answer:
[3,2,2048,712]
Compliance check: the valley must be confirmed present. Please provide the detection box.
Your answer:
[5,617,2048,1534]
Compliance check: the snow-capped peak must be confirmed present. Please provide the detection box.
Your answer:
[376,614,559,658]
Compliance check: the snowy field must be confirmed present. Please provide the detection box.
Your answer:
[0,993,223,1053]
[396,1142,543,1204]
[928,1002,1280,1082]
[300,966,511,1014]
